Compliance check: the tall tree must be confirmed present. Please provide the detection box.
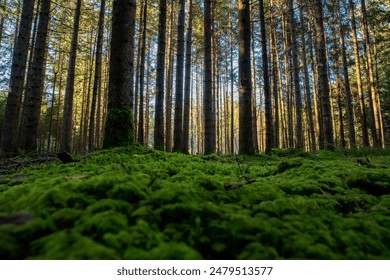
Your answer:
[173,0,186,152]
[336,0,356,148]
[89,0,106,151]
[182,0,193,153]
[103,0,135,148]
[204,0,216,154]
[154,0,167,150]
[238,0,253,154]
[312,0,334,149]
[165,2,175,152]
[137,0,148,145]
[349,0,369,146]
[360,0,382,147]
[19,0,51,152]
[299,1,316,151]
[1,0,35,155]
[259,0,273,153]
[287,0,303,149]
[60,0,82,152]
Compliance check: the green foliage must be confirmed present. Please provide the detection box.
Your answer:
[0,147,390,259]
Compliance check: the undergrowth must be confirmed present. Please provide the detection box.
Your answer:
[0,146,390,259]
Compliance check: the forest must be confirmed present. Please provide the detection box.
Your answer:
[0,0,389,259]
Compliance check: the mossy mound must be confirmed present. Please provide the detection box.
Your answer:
[0,146,390,259]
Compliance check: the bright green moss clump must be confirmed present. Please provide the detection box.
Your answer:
[0,146,390,259]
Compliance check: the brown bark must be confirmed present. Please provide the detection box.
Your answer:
[154,0,167,150]
[1,0,35,155]
[19,0,50,152]
[60,0,82,152]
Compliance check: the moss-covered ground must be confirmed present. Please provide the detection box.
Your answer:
[0,146,390,259]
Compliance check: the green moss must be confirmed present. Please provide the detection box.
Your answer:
[30,230,119,259]
[1,147,390,259]
[77,211,129,241]
[103,106,134,148]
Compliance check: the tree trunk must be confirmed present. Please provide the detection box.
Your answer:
[312,0,334,149]
[60,0,82,152]
[348,0,369,146]
[165,2,174,152]
[19,0,50,152]
[229,7,234,154]
[204,0,215,154]
[259,0,273,153]
[154,0,167,150]
[103,0,135,148]
[299,2,316,151]
[88,0,105,151]
[182,0,193,153]
[270,11,280,148]
[360,0,382,147]
[287,0,303,149]
[336,0,355,148]
[137,0,148,146]
[173,0,186,152]
[238,0,253,154]
[1,0,35,155]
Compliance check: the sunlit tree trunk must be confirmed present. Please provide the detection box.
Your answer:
[312,0,334,149]
[336,0,355,148]
[88,0,105,151]
[138,0,148,146]
[61,0,82,152]
[299,3,316,151]
[287,0,303,149]
[348,0,369,147]
[182,0,193,153]
[204,0,216,154]
[165,2,175,152]
[360,0,382,147]
[270,3,280,148]
[259,0,273,153]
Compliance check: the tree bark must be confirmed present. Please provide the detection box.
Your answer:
[89,0,105,151]
[173,0,186,152]
[238,0,253,154]
[360,0,382,147]
[348,0,369,146]
[154,0,167,150]
[336,0,356,148]
[259,0,273,153]
[137,0,148,146]
[287,0,303,149]
[312,0,334,149]
[204,0,216,154]
[103,0,135,148]
[182,0,193,153]
[60,0,82,152]
[299,2,316,151]
[1,0,35,155]
[19,0,50,152]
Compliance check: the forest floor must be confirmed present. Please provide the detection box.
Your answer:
[0,146,390,259]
